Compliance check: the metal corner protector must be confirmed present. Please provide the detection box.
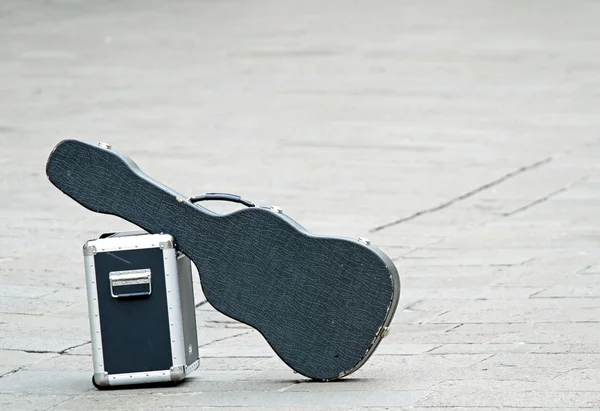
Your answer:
[93,372,109,387]
[83,244,97,256]
[169,365,186,381]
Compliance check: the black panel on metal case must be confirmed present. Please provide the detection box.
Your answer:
[94,248,173,374]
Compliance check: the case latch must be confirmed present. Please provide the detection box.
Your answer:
[109,269,152,298]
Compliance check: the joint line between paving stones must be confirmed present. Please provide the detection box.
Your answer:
[45,395,81,411]
[501,175,589,217]
[501,186,569,217]
[198,330,254,348]
[471,353,496,367]
[424,345,443,353]
[577,264,594,274]
[369,157,553,233]
[444,324,463,333]
[392,238,447,261]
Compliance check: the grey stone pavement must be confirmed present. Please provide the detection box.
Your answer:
[1,0,600,409]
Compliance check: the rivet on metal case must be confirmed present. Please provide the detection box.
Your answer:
[98,142,112,150]
[358,237,371,245]
[269,206,283,214]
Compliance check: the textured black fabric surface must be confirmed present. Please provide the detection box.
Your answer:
[46,139,400,381]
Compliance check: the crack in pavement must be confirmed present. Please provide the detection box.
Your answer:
[59,340,91,355]
[369,157,553,233]
[1,341,91,356]
[0,366,24,380]
[0,346,88,380]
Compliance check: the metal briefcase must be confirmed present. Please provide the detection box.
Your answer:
[83,230,199,388]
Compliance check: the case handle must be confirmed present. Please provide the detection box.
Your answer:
[109,269,152,299]
[189,192,255,208]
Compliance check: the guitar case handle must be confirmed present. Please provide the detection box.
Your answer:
[189,193,255,208]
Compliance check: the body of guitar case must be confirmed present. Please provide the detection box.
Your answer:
[46,139,401,381]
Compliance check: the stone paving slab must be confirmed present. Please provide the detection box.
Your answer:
[0,394,72,411]
[2,0,600,410]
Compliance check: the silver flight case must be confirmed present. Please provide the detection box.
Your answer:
[83,230,199,388]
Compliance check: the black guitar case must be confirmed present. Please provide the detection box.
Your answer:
[46,139,400,381]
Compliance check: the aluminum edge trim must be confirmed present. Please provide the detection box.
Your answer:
[163,247,186,367]
[185,358,200,375]
[107,370,173,386]
[88,233,174,253]
[83,252,105,376]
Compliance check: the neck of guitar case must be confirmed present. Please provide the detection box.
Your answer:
[46,139,216,252]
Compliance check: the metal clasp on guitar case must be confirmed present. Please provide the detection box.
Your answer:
[109,269,152,298]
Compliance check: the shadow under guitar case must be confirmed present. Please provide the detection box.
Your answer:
[83,230,200,389]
